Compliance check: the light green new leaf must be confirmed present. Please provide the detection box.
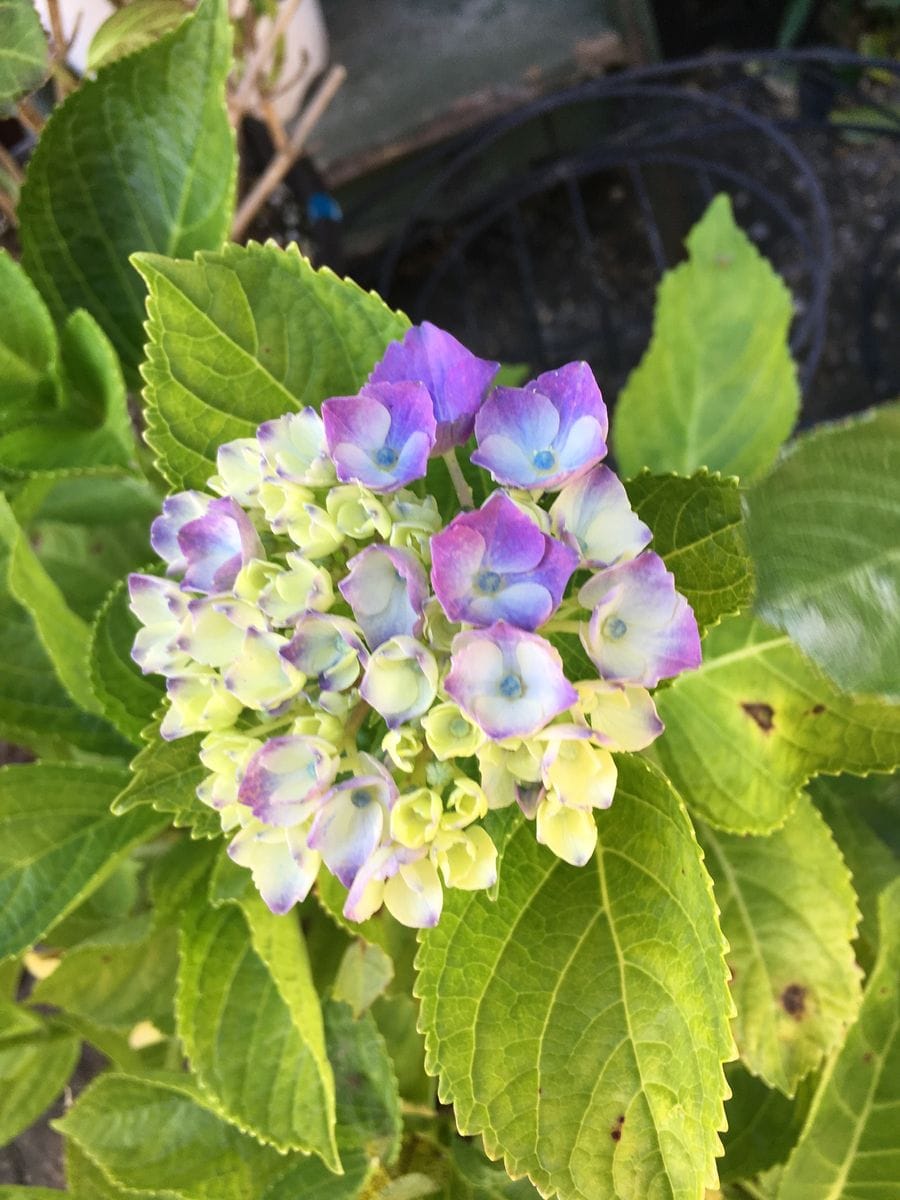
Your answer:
[0,1005,80,1145]
[624,469,753,633]
[112,720,220,837]
[809,774,899,970]
[132,241,409,489]
[746,403,900,700]
[333,940,395,1017]
[416,757,733,1200]
[56,1074,299,1199]
[89,580,164,744]
[0,493,99,713]
[88,0,189,71]
[0,763,165,961]
[697,795,862,1094]
[0,250,58,428]
[777,878,900,1199]
[613,194,799,480]
[177,886,338,1165]
[19,0,234,378]
[653,615,900,834]
[0,0,47,111]
[32,917,177,1033]
[0,309,134,475]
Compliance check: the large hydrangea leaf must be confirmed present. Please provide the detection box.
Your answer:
[0,1003,80,1148]
[777,878,900,1199]
[416,757,733,1200]
[0,764,164,961]
[745,403,900,701]
[19,0,234,380]
[132,241,409,490]
[697,795,861,1095]
[111,720,220,839]
[177,875,339,1166]
[613,194,799,481]
[653,616,900,834]
[624,469,753,633]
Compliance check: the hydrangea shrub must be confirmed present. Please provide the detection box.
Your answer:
[0,3,898,1197]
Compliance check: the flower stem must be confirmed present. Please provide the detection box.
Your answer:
[543,619,583,635]
[442,450,475,509]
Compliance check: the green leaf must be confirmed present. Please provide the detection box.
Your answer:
[88,0,189,71]
[718,1064,814,1186]
[0,249,58,428]
[372,994,434,1109]
[31,474,160,527]
[0,0,47,111]
[0,1006,80,1145]
[32,917,177,1033]
[56,1074,297,1199]
[325,999,402,1164]
[177,886,338,1164]
[132,241,409,489]
[112,721,220,837]
[653,615,900,834]
[0,762,165,961]
[809,775,899,970]
[697,794,862,1093]
[66,1140,167,1200]
[89,580,164,744]
[0,309,134,474]
[416,756,733,1200]
[613,194,799,481]
[260,1148,370,1200]
[19,0,234,379]
[31,516,156,621]
[624,469,754,633]
[777,878,900,1199]
[333,940,395,1018]
[745,403,900,701]
[389,1131,541,1199]
[0,493,99,713]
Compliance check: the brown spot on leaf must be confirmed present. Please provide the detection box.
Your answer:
[863,1051,874,1064]
[781,983,807,1018]
[742,702,775,732]
[810,704,825,715]
[610,1114,625,1142]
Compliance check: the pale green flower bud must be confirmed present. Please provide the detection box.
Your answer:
[258,552,334,624]
[421,597,458,653]
[536,796,598,867]
[160,671,243,740]
[540,733,617,811]
[223,628,305,712]
[443,776,488,828]
[382,727,423,773]
[260,480,343,558]
[197,732,261,828]
[422,701,485,760]
[432,825,497,890]
[391,787,442,849]
[208,438,265,507]
[326,483,391,541]
[476,739,542,810]
[233,558,282,603]
[388,491,441,558]
[292,710,345,747]
[505,490,552,532]
[179,597,264,668]
[425,759,455,791]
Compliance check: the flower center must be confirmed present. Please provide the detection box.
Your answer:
[374,445,398,469]
[351,787,373,808]
[532,448,556,472]
[449,716,470,737]
[604,616,628,640]
[475,569,502,595]
[499,672,524,699]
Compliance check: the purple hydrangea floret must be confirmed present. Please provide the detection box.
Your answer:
[444,621,578,740]
[472,361,608,490]
[340,544,429,648]
[308,755,398,887]
[579,552,702,688]
[368,321,500,455]
[430,491,577,631]
[150,491,212,576]
[322,381,436,492]
[177,497,264,594]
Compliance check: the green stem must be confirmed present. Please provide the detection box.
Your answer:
[542,619,583,635]
[442,449,474,509]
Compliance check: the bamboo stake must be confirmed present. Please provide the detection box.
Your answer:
[231,63,345,241]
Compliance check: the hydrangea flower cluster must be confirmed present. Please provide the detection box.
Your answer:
[130,321,701,928]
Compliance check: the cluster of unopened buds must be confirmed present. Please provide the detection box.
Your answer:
[130,322,701,928]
